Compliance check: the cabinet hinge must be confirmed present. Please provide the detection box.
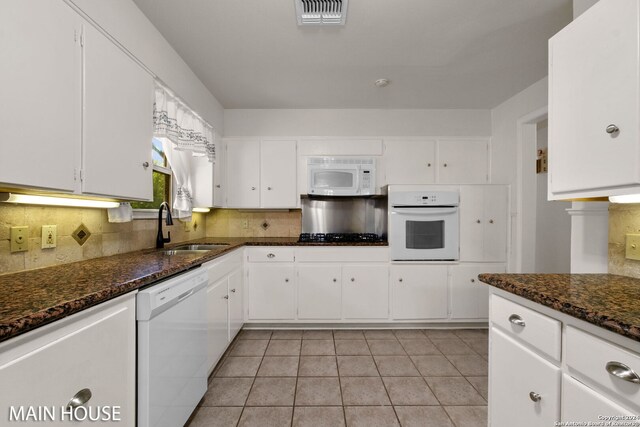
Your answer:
[74,29,78,44]
[73,168,77,182]
[79,169,84,182]
[80,27,85,47]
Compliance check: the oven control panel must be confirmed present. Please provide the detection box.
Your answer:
[390,191,459,206]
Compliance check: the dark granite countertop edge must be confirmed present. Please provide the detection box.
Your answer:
[478,273,640,343]
[0,239,388,343]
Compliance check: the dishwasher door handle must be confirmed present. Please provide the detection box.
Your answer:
[177,289,194,302]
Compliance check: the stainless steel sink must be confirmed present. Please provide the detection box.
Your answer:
[162,249,210,256]
[171,244,230,251]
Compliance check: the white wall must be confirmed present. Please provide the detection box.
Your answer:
[224,109,491,137]
[491,78,548,272]
[67,0,224,131]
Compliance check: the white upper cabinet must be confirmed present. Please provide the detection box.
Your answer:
[82,23,154,201]
[384,140,436,185]
[226,139,261,208]
[0,1,81,193]
[383,138,488,185]
[437,139,489,184]
[213,140,227,207]
[226,139,297,208]
[460,185,508,262]
[261,140,297,208]
[549,0,640,199]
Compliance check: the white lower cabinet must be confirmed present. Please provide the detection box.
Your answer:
[228,268,244,340]
[562,375,635,424]
[248,264,296,320]
[0,293,136,426]
[342,264,389,320]
[206,278,229,372]
[297,264,342,320]
[391,264,448,320]
[490,327,561,427]
[450,264,505,320]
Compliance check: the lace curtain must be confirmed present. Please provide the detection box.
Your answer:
[153,83,216,220]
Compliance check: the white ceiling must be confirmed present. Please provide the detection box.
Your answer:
[133,0,572,109]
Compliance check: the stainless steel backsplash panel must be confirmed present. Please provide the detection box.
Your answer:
[301,196,388,237]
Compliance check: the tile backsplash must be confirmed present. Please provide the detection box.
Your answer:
[609,203,640,278]
[206,209,301,238]
[0,205,206,275]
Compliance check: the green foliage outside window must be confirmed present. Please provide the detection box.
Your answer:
[131,138,172,209]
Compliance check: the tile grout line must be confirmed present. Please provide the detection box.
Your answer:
[363,330,402,426]
[290,332,304,427]
[332,331,348,427]
[235,330,272,427]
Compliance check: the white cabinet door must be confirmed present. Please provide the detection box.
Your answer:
[226,139,260,208]
[261,140,297,208]
[192,155,214,208]
[549,0,640,197]
[248,264,295,320]
[213,140,226,207]
[0,0,81,193]
[82,24,153,200]
[438,139,488,184]
[297,264,342,320]
[384,140,436,184]
[460,186,508,262]
[0,294,136,426]
[391,265,448,320]
[562,375,635,424]
[490,328,561,427]
[482,186,508,262]
[459,186,485,262]
[342,264,389,320]
[206,278,229,372]
[450,264,505,320]
[228,268,243,340]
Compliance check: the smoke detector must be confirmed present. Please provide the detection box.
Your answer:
[295,0,349,26]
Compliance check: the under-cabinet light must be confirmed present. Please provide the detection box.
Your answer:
[192,207,211,213]
[0,193,120,209]
[609,194,640,204]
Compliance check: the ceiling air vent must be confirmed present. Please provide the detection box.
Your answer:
[295,0,348,26]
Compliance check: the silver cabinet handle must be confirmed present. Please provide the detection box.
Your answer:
[285,278,289,283]
[470,278,475,283]
[267,253,276,258]
[333,278,337,282]
[606,361,640,384]
[224,295,229,299]
[508,314,526,327]
[529,392,541,402]
[399,278,403,282]
[606,124,620,135]
[231,288,236,293]
[443,163,448,167]
[67,388,92,409]
[476,219,481,224]
[251,186,256,190]
[427,163,431,167]
[489,219,494,224]
[142,161,150,168]
[267,187,272,190]
[216,184,221,188]
[351,278,355,282]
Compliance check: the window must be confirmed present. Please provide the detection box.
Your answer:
[131,138,172,210]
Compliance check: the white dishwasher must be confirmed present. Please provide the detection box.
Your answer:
[137,267,209,427]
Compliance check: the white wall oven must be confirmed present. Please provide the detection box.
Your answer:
[389,190,459,261]
[307,157,376,196]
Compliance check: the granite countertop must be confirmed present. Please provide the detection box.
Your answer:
[0,237,387,343]
[478,273,640,342]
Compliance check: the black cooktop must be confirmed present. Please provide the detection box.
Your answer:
[298,233,384,243]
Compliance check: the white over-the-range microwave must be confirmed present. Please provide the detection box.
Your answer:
[307,157,376,196]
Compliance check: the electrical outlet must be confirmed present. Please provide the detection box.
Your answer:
[41,225,57,249]
[10,226,28,253]
[242,220,249,229]
[626,234,640,260]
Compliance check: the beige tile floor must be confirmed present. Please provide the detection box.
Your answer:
[187,329,488,427]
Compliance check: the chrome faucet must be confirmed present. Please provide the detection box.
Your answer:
[156,202,174,249]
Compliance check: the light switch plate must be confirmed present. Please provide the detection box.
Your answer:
[626,234,640,260]
[10,226,28,253]
[42,225,57,249]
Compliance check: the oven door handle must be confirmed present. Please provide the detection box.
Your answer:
[391,207,458,215]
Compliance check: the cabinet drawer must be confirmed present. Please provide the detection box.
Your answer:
[490,295,561,362]
[566,326,640,412]
[562,374,635,424]
[247,247,295,262]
